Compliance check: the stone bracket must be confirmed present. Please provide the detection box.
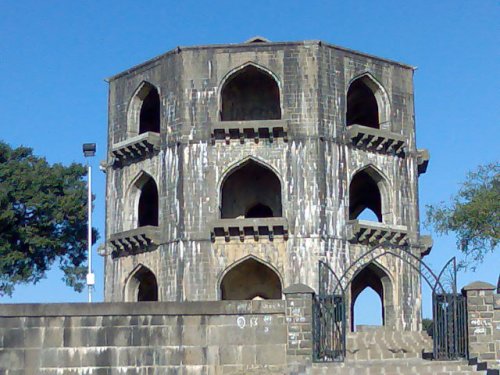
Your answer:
[111,132,160,166]
[347,125,407,155]
[346,220,408,245]
[418,235,433,257]
[417,148,430,175]
[211,217,289,242]
[210,119,288,145]
[108,226,161,257]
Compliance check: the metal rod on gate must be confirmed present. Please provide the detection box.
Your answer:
[341,295,346,359]
[433,294,437,359]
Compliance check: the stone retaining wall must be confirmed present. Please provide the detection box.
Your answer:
[0,285,314,375]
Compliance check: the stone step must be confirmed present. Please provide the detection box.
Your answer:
[346,349,423,361]
[346,338,432,348]
[314,369,486,374]
[347,330,432,342]
[314,330,484,374]
[346,330,433,360]
[347,334,432,342]
[345,343,431,353]
[312,359,486,375]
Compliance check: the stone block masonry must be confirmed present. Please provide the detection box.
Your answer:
[463,281,500,371]
[103,39,425,336]
[283,284,315,364]
[0,285,316,374]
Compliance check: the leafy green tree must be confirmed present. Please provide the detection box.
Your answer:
[426,162,499,270]
[0,141,98,296]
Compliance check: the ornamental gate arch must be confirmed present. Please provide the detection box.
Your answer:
[313,242,467,362]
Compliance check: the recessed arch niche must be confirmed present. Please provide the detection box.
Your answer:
[220,64,281,121]
[125,264,159,302]
[219,257,283,300]
[346,74,390,129]
[220,159,282,219]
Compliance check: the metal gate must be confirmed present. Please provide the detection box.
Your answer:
[432,257,468,360]
[313,243,468,362]
[313,261,346,362]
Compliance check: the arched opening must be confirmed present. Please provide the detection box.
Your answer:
[220,257,282,300]
[221,160,282,219]
[346,78,379,129]
[221,65,281,121]
[139,88,160,134]
[125,265,158,302]
[353,287,383,328]
[349,168,385,223]
[138,178,159,227]
[350,263,393,331]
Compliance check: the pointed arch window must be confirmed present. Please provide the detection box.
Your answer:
[346,74,391,130]
[221,65,281,121]
[125,265,158,302]
[139,88,160,134]
[220,257,282,300]
[138,178,159,227]
[111,82,162,166]
[130,173,159,228]
[346,168,408,246]
[128,82,161,135]
[221,159,282,219]
[108,172,161,257]
[350,263,394,331]
[349,167,390,223]
[347,79,379,128]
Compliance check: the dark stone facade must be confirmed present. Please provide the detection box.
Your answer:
[103,39,429,332]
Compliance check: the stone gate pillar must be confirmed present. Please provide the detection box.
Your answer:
[283,284,315,370]
[462,281,500,371]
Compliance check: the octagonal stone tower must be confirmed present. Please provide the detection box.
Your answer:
[102,38,430,331]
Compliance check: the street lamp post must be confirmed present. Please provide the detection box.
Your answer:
[82,143,96,303]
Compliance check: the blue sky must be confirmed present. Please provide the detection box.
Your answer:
[0,1,498,323]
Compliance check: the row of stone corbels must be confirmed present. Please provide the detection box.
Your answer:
[108,125,430,172]
[462,281,500,372]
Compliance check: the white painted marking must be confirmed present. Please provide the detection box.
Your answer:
[237,316,246,329]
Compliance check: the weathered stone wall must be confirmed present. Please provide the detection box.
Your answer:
[463,281,500,370]
[0,287,317,375]
[103,40,425,331]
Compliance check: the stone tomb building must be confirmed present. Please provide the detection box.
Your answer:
[6,38,500,375]
[103,38,431,332]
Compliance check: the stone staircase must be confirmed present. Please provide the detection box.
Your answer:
[313,359,487,374]
[310,328,486,375]
[345,328,433,360]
